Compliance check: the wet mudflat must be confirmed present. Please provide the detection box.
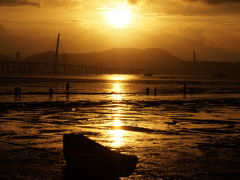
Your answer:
[1,75,240,179]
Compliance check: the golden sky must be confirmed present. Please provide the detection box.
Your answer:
[0,0,240,61]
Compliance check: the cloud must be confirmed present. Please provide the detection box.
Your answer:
[38,0,83,9]
[133,0,240,16]
[184,0,240,5]
[0,0,40,7]
[128,0,240,5]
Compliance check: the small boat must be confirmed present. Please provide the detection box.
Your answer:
[144,73,153,76]
[63,133,138,178]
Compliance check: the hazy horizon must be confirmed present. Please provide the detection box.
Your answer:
[1,47,239,63]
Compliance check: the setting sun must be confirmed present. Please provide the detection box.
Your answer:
[106,5,132,27]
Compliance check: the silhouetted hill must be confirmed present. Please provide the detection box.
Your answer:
[24,51,59,64]
[23,48,184,69]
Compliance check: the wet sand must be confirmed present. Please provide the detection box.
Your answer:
[0,97,240,179]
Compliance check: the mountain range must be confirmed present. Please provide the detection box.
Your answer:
[1,48,240,75]
[22,48,184,69]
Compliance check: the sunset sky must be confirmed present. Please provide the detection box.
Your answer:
[0,0,240,61]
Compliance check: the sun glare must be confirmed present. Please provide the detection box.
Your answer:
[106,5,132,27]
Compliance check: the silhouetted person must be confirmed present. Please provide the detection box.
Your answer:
[18,87,21,95]
[14,87,18,96]
[66,93,69,101]
[14,87,21,102]
[154,88,157,96]
[18,87,21,102]
[183,82,187,98]
[146,88,150,95]
[66,82,70,94]
[189,88,193,95]
[14,87,18,101]
[49,88,53,101]
[66,82,70,101]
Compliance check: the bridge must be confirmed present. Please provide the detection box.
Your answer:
[0,61,172,76]
[0,61,168,75]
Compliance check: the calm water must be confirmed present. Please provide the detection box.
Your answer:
[1,74,240,179]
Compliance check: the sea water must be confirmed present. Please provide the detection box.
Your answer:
[0,74,240,179]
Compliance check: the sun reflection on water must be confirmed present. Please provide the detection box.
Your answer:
[105,74,135,81]
[112,94,123,101]
[108,74,127,81]
[108,105,126,148]
[109,128,125,148]
[105,75,132,148]
[111,76,124,101]
[113,118,122,127]
[112,83,122,93]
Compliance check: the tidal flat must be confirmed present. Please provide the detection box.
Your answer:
[1,75,240,179]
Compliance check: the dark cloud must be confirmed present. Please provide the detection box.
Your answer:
[128,0,240,5]
[0,0,40,7]
[184,0,240,5]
